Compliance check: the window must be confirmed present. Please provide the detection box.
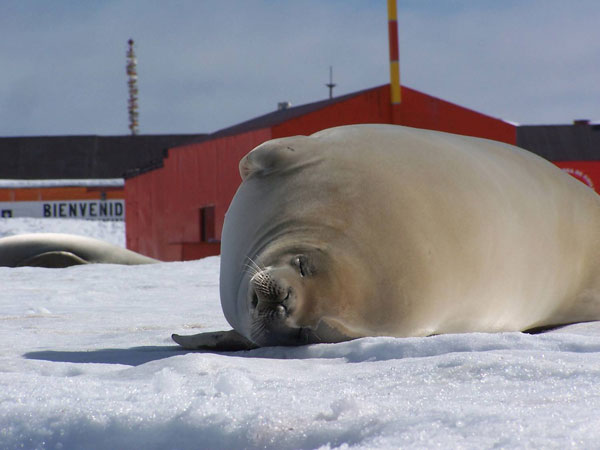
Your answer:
[200,205,216,242]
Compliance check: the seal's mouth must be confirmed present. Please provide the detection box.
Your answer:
[245,250,328,346]
[248,270,309,346]
[249,291,302,346]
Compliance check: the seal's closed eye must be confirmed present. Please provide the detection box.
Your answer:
[292,255,311,277]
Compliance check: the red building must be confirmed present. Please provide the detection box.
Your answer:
[125,84,516,261]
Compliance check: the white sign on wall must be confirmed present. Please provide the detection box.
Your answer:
[0,200,125,221]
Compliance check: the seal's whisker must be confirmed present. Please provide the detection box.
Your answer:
[243,263,258,276]
[252,271,272,290]
[250,320,268,340]
[247,256,263,272]
[243,256,264,277]
[243,263,259,278]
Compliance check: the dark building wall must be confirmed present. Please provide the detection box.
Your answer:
[125,84,516,261]
[517,122,600,192]
[517,122,600,161]
[0,134,206,179]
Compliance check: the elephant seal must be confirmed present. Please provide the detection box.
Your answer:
[173,124,600,350]
[0,233,158,267]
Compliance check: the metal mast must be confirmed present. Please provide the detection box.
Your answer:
[326,66,336,99]
[126,39,139,135]
[387,0,401,105]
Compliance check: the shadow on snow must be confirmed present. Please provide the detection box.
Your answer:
[24,346,185,366]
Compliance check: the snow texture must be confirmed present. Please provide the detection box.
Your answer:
[2,218,600,449]
[0,179,124,188]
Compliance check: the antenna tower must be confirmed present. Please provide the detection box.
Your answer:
[326,66,336,99]
[126,39,139,135]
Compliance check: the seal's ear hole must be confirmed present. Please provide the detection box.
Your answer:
[239,139,309,181]
[239,145,285,180]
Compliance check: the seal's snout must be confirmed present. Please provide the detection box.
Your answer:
[248,268,305,346]
[249,270,292,316]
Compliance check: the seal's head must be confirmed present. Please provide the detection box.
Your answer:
[246,249,334,346]
[219,131,379,346]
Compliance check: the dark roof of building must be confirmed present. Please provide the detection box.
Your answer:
[517,121,600,161]
[123,88,378,177]
[0,134,205,179]
[207,87,377,140]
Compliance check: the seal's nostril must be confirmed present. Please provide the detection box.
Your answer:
[275,304,287,319]
[251,292,258,309]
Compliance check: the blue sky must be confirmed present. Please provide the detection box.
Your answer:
[0,0,598,136]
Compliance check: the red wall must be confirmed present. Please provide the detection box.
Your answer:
[273,86,394,138]
[273,85,516,145]
[393,86,515,145]
[126,128,271,260]
[126,85,517,261]
[554,161,600,193]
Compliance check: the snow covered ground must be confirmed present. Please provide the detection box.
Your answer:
[0,179,124,188]
[2,218,600,449]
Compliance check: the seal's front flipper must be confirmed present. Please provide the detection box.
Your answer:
[172,329,258,351]
[18,251,89,268]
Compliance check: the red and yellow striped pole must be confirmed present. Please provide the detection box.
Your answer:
[387,0,401,106]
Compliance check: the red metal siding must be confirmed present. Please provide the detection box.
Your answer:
[126,128,271,260]
[393,86,516,145]
[274,85,515,145]
[554,161,600,193]
[273,87,393,138]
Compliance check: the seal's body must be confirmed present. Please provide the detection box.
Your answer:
[0,233,158,267]
[173,124,600,349]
